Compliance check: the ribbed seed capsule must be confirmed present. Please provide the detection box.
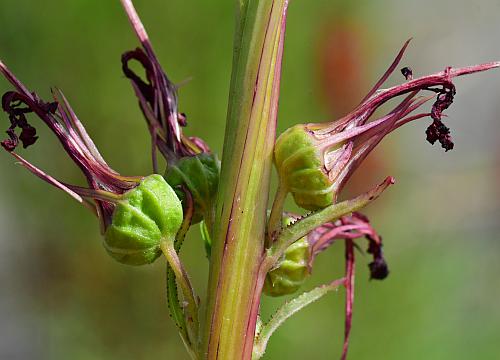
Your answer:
[274,124,339,210]
[164,153,220,224]
[104,174,183,266]
[263,237,310,297]
[264,215,311,297]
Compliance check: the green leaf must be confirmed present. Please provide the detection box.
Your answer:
[253,279,345,360]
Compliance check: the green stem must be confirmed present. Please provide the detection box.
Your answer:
[266,184,287,247]
[166,198,195,352]
[166,265,187,342]
[202,1,289,359]
[160,240,199,353]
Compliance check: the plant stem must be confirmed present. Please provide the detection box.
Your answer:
[160,240,199,352]
[202,1,289,359]
[166,193,195,352]
[266,184,287,246]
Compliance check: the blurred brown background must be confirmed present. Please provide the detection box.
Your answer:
[0,0,499,359]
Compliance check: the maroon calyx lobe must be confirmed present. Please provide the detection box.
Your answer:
[121,48,156,108]
[121,47,184,157]
[0,61,142,232]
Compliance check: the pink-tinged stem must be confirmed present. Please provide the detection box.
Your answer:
[120,0,149,45]
[202,1,289,359]
[342,240,355,360]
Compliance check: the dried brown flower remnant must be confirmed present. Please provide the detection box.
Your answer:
[120,0,209,173]
[0,60,142,232]
[274,39,499,212]
[305,211,386,360]
[307,212,387,279]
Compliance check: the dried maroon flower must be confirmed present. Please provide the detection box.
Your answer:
[306,212,387,360]
[274,40,499,210]
[0,61,142,233]
[120,0,209,173]
[119,0,219,230]
[307,212,387,279]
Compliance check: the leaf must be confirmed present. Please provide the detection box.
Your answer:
[252,278,345,360]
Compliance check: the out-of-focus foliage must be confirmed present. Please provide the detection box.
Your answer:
[0,0,499,359]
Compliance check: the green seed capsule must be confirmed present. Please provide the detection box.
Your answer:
[274,124,337,210]
[263,237,310,297]
[164,153,220,224]
[103,174,183,266]
[263,215,311,297]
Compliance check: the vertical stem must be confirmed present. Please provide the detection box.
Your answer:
[266,184,287,246]
[202,1,289,359]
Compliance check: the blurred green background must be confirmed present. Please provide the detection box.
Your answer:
[0,0,499,359]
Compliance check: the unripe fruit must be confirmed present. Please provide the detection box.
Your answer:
[263,237,310,297]
[164,153,220,224]
[274,124,338,210]
[103,174,183,266]
[264,215,311,296]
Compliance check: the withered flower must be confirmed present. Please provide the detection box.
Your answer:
[274,40,499,210]
[307,212,386,360]
[120,0,209,173]
[0,60,142,232]
[307,212,387,280]
[0,61,184,266]
[119,0,219,227]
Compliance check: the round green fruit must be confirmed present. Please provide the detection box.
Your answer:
[263,237,310,297]
[274,125,336,210]
[103,174,183,266]
[164,153,220,224]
